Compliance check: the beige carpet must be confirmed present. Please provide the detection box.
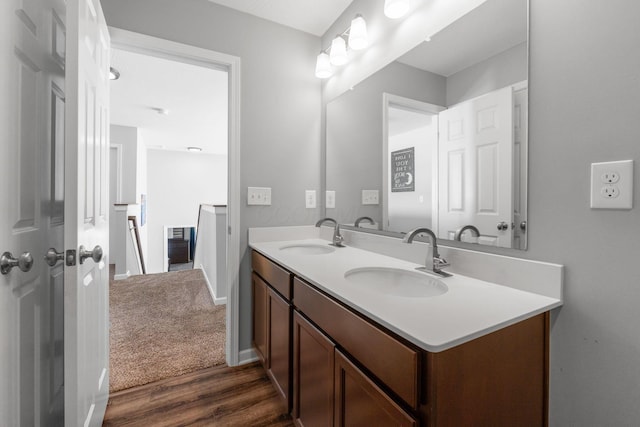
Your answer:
[109,268,226,393]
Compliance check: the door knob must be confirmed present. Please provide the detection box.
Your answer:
[520,221,527,231]
[79,245,103,264]
[1,251,34,275]
[496,222,509,231]
[44,248,65,267]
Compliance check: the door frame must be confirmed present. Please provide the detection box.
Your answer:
[109,28,242,366]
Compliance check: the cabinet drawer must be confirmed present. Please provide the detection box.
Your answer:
[252,251,293,300]
[294,277,419,409]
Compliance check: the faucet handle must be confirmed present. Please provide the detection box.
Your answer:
[433,256,451,274]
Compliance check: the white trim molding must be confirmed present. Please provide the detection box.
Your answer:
[109,27,242,366]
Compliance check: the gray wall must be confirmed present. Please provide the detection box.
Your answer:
[102,0,322,351]
[446,41,528,106]
[528,1,640,424]
[326,61,445,225]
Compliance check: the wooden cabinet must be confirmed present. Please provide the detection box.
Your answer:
[335,349,417,427]
[252,273,267,364]
[252,250,550,426]
[294,277,419,409]
[168,238,189,263]
[251,252,293,412]
[266,287,291,409]
[292,311,335,427]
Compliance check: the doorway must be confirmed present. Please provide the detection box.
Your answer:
[165,226,196,271]
[109,28,241,366]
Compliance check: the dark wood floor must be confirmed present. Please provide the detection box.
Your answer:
[103,362,294,427]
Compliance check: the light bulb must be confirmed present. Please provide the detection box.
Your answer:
[384,0,410,19]
[329,35,348,66]
[315,52,332,79]
[348,15,368,50]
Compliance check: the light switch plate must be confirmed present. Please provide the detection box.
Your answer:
[362,189,379,205]
[326,191,336,209]
[247,187,271,205]
[305,190,316,208]
[590,160,633,209]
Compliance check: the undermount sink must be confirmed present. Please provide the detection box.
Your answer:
[344,267,448,298]
[279,243,336,255]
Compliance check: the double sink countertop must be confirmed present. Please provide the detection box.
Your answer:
[249,228,563,353]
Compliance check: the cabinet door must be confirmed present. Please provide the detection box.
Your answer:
[252,273,268,365]
[267,287,292,410]
[335,350,417,427]
[293,311,335,427]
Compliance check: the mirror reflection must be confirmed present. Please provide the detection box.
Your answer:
[325,0,528,249]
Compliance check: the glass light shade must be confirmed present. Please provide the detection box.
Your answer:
[348,15,368,50]
[315,52,332,79]
[329,36,348,66]
[384,0,410,19]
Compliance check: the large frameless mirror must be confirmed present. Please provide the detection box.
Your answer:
[325,0,528,249]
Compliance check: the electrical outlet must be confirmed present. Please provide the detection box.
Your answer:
[590,160,633,209]
[247,187,271,205]
[326,191,336,209]
[601,185,619,198]
[305,190,316,208]
[601,172,620,184]
[362,190,379,205]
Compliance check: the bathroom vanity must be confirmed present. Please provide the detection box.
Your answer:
[250,227,562,426]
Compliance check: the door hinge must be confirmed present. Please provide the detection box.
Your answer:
[228,226,232,235]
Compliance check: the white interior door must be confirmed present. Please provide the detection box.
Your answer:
[64,0,110,425]
[438,86,514,247]
[1,0,67,424]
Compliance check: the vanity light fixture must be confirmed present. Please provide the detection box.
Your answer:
[315,52,333,79]
[348,14,368,50]
[315,15,369,78]
[384,0,410,19]
[329,35,348,66]
[187,146,202,152]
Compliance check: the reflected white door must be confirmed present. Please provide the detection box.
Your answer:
[64,0,110,425]
[438,86,513,247]
[0,0,67,424]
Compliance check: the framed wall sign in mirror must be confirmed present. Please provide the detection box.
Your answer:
[325,0,528,249]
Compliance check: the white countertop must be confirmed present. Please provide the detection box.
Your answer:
[250,236,563,353]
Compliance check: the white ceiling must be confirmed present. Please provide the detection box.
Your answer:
[110,48,228,155]
[206,0,353,36]
[397,0,527,76]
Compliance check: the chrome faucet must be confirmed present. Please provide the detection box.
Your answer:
[454,225,480,242]
[403,227,451,277]
[354,216,374,228]
[315,218,345,247]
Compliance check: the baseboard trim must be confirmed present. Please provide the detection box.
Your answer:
[113,271,130,281]
[238,348,258,365]
[197,265,216,300]
[196,264,227,305]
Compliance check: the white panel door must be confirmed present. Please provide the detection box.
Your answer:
[438,86,513,247]
[0,0,67,424]
[64,0,110,425]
